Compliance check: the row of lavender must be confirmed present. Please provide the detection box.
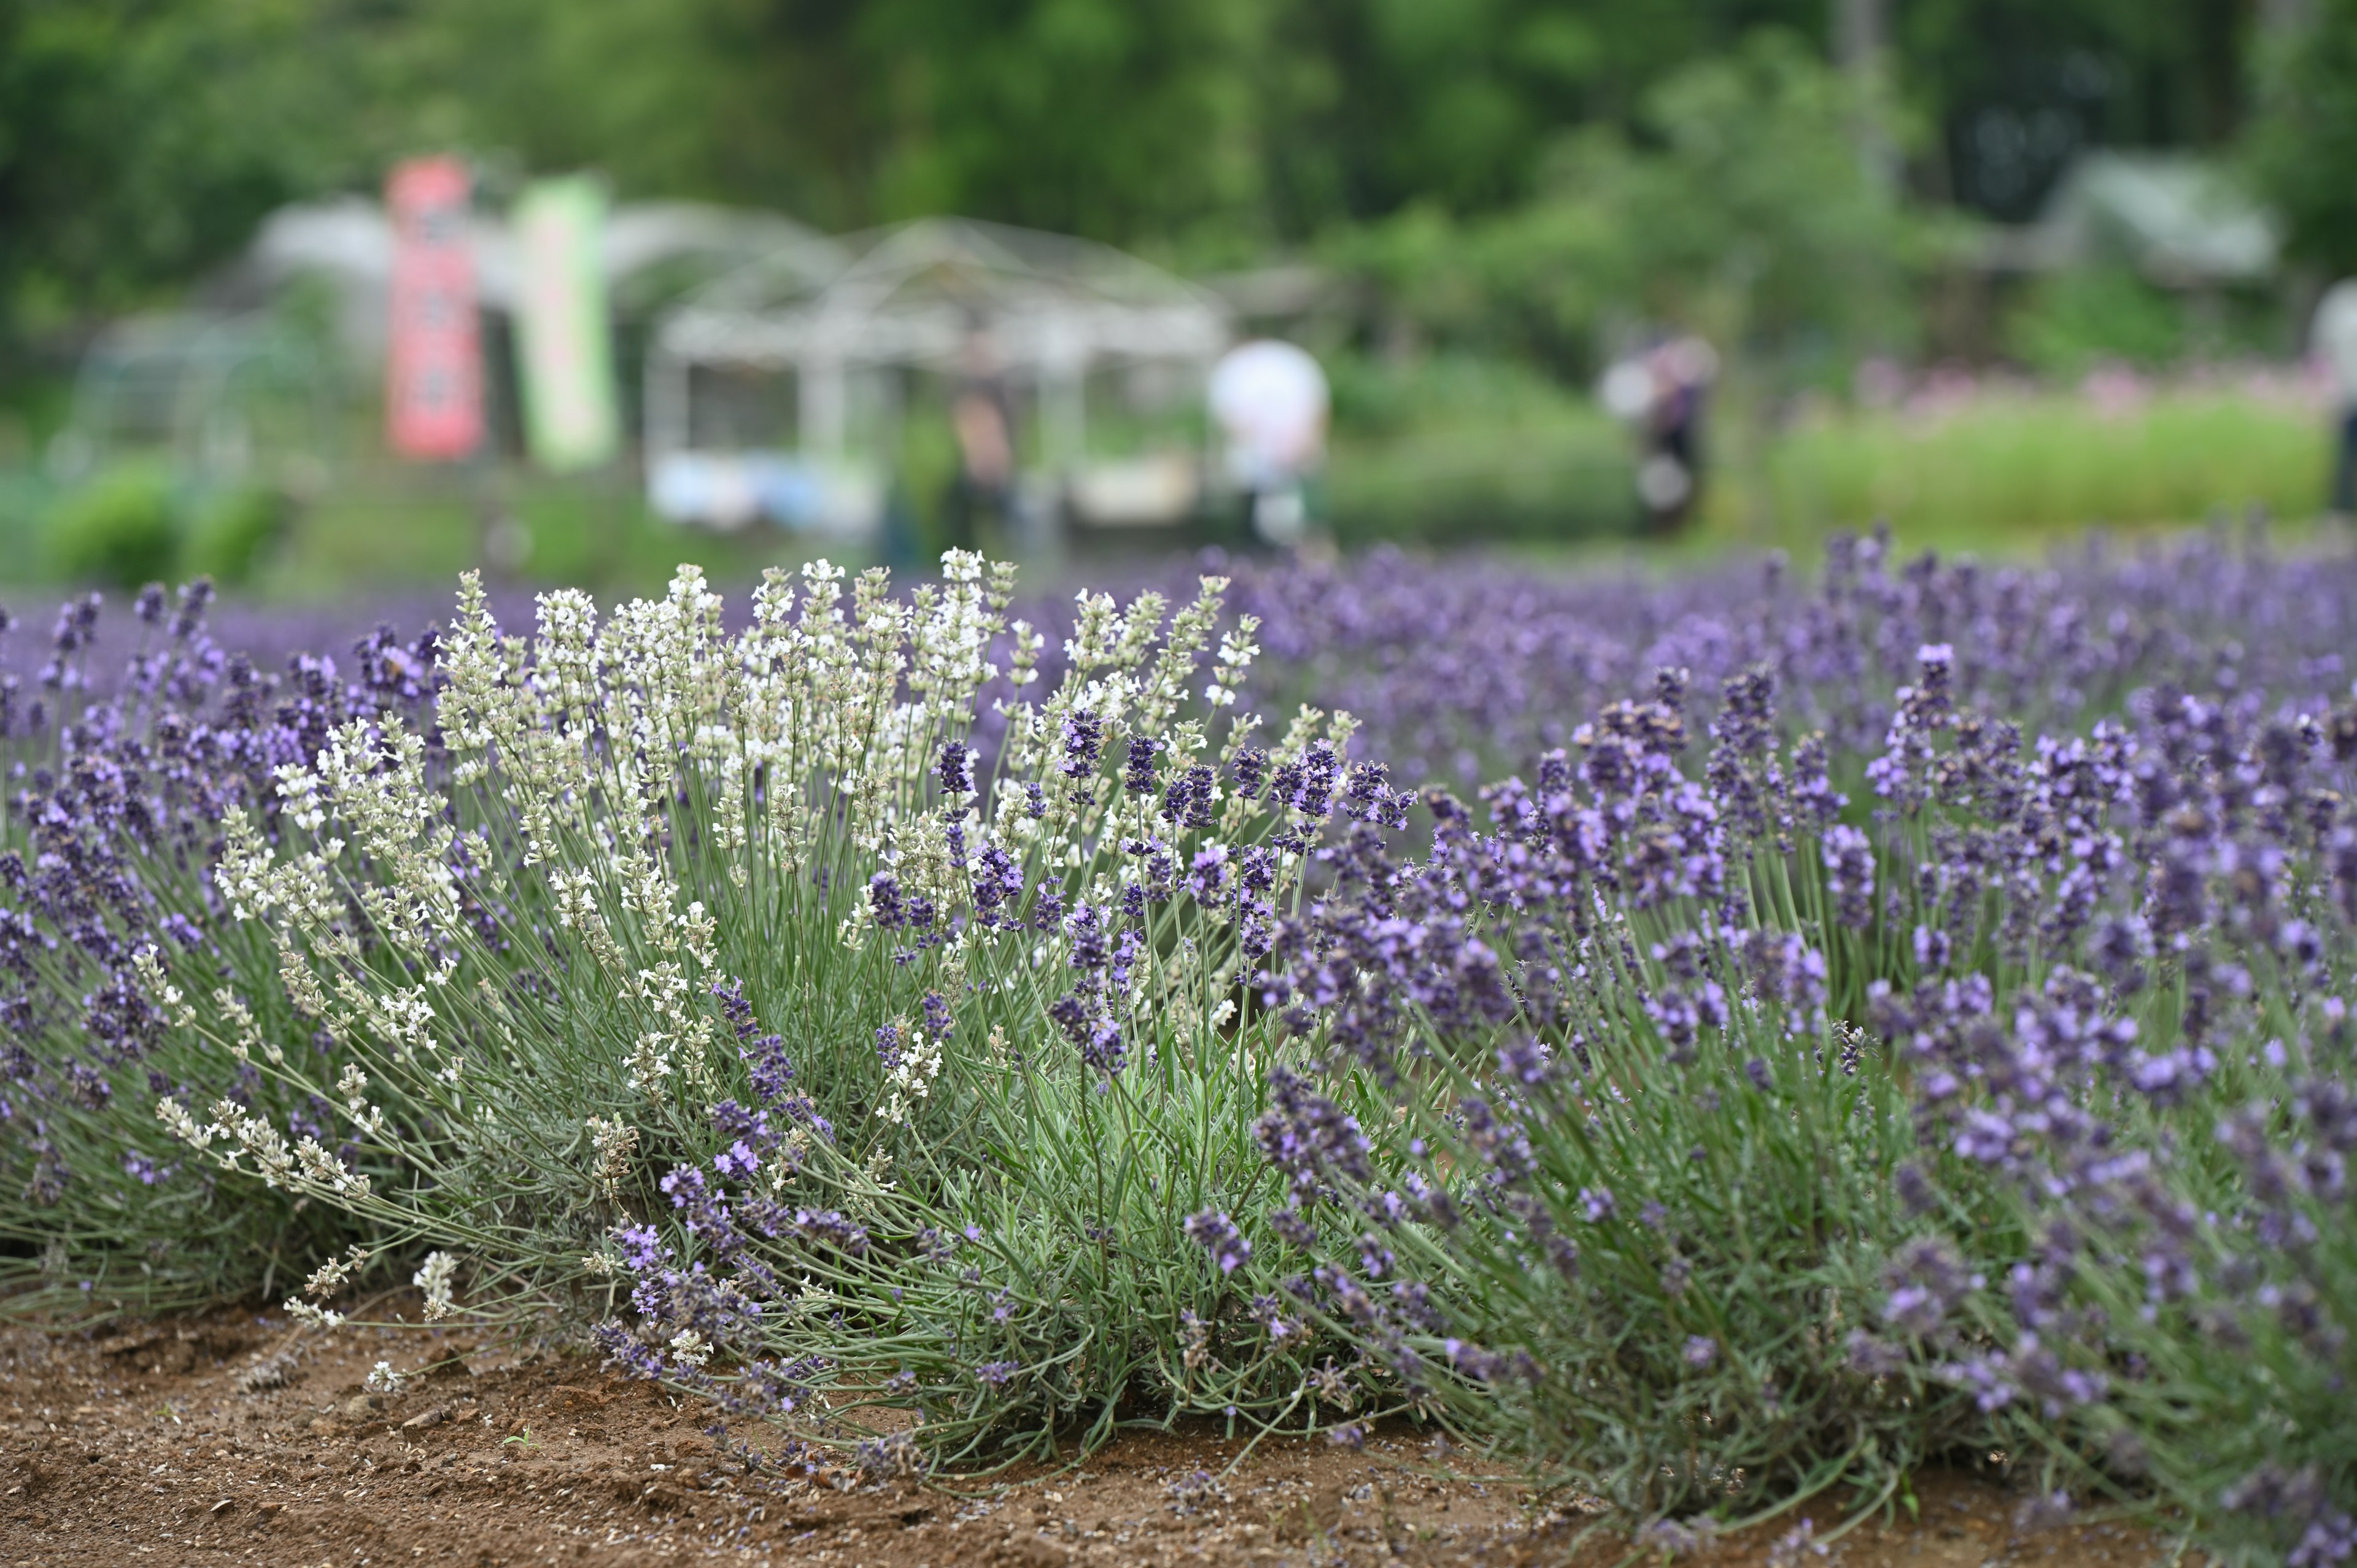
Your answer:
[2,533,2352,1561]
[1229,530,2357,1559]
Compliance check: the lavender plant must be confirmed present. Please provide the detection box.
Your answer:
[0,584,435,1310]
[1245,669,1975,1518]
[1225,526,2356,789]
[134,554,1406,1463]
[1254,630,2357,1556]
[1864,680,2357,1566]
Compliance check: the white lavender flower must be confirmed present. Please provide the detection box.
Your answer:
[413,1251,459,1321]
[876,1029,945,1126]
[283,1299,346,1330]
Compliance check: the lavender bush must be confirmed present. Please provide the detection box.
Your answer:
[125,556,1419,1464]
[0,585,436,1310]
[1250,624,2357,1557]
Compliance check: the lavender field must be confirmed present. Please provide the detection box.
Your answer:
[4,528,2355,1563]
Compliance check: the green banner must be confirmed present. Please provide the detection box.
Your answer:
[513,176,618,471]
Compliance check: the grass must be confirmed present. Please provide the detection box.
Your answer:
[257,462,809,601]
[1323,356,1638,546]
[1741,382,2331,555]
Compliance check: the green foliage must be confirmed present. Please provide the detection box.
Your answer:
[0,0,402,341]
[42,464,180,589]
[1759,386,2328,546]
[2246,0,2357,274]
[0,0,1833,339]
[2005,269,2287,380]
[39,470,293,592]
[184,484,288,587]
[1595,31,1916,357]
[249,471,795,602]
[1332,31,1918,379]
[2005,268,2188,376]
[6,0,2246,361]
[1324,355,1635,543]
[1900,0,2253,212]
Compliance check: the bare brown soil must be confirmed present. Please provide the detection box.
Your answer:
[3,1309,2172,1567]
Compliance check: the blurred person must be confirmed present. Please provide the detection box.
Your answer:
[2313,279,2357,524]
[1209,339,1328,547]
[945,329,1016,550]
[1600,333,1718,534]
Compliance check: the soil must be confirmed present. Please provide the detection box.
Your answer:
[2,1308,2174,1568]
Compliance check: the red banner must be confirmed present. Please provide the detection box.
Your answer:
[384,157,483,460]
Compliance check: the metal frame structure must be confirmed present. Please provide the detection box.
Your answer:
[51,312,335,489]
[646,218,1231,536]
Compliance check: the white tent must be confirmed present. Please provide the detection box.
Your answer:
[1984,152,2279,286]
[646,218,1232,536]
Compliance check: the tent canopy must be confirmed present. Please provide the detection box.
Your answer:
[644,218,1233,535]
[654,217,1230,377]
[1984,152,2279,285]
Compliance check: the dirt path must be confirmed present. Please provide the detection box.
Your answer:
[3,1310,2170,1567]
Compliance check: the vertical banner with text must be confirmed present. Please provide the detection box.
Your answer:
[514,176,619,471]
[384,157,483,461]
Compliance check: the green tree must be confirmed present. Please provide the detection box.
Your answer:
[0,0,396,347]
[398,0,1277,244]
[0,0,2286,370]
[2246,0,2357,274]
[1336,29,1918,378]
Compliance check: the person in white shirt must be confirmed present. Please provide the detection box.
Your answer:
[2309,280,2357,522]
[1209,339,1329,546]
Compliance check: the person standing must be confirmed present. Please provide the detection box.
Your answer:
[1208,339,1329,547]
[1600,333,1717,534]
[945,328,1016,550]
[2311,279,2357,523]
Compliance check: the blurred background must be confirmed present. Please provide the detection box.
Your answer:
[4,0,2356,598]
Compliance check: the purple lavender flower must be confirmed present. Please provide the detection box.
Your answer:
[1255,1068,1372,1198]
[1232,745,1269,800]
[1822,825,1876,930]
[1081,1021,1126,1076]
[1123,735,1160,795]
[1883,1236,1981,1338]
[1064,901,1109,971]
[935,739,974,796]
[1183,1209,1252,1275]
[1058,709,1104,779]
[867,872,908,930]
[791,1208,869,1256]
